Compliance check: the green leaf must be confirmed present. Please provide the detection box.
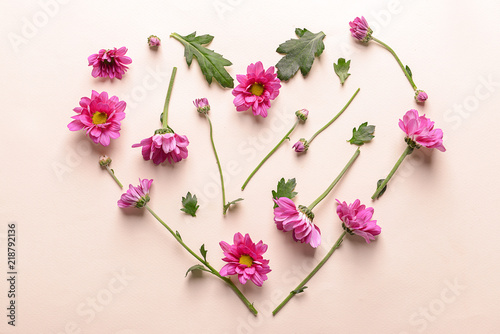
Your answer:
[171,32,234,88]
[376,179,387,199]
[275,28,326,81]
[180,192,199,217]
[185,264,210,277]
[405,65,412,78]
[272,178,298,208]
[292,286,308,295]
[200,244,207,262]
[333,58,351,84]
[223,198,244,215]
[347,122,375,146]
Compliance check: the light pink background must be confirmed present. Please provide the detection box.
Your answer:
[1,0,499,333]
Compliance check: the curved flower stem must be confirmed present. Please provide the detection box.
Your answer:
[241,119,300,190]
[272,231,347,316]
[371,37,417,91]
[105,166,123,188]
[371,145,413,200]
[144,205,258,315]
[205,115,227,214]
[307,88,360,144]
[307,147,360,211]
[162,67,177,129]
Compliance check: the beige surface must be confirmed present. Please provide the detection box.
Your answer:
[1,0,500,333]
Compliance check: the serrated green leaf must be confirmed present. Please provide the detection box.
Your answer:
[272,178,298,208]
[347,122,375,146]
[185,264,210,277]
[200,244,208,262]
[333,58,351,85]
[376,179,387,199]
[180,192,199,217]
[405,65,412,78]
[223,198,244,215]
[171,32,234,88]
[275,28,326,81]
[292,286,308,294]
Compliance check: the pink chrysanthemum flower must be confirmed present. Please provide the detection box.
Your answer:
[232,61,281,118]
[292,138,308,153]
[219,233,271,286]
[399,109,446,152]
[415,90,428,103]
[132,132,189,165]
[336,199,381,243]
[118,179,153,208]
[67,90,126,146]
[193,98,210,114]
[273,197,321,248]
[88,47,132,79]
[148,35,161,47]
[349,16,373,42]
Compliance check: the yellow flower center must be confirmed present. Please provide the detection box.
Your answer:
[92,112,108,124]
[249,83,264,96]
[239,255,253,267]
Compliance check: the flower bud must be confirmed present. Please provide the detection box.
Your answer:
[414,90,428,103]
[295,108,309,121]
[193,98,210,114]
[99,155,112,167]
[148,35,161,47]
[292,138,309,153]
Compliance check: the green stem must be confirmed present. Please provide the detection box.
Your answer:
[371,37,417,91]
[144,205,258,315]
[105,166,123,188]
[241,119,300,190]
[307,147,360,211]
[371,145,413,199]
[162,67,177,129]
[273,231,347,316]
[205,115,226,214]
[308,88,360,144]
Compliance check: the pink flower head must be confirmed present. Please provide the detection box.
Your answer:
[148,35,161,47]
[88,47,132,79]
[415,90,428,103]
[132,131,189,165]
[399,109,446,152]
[193,98,210,114]
[295,108,309,121]
[273,197,321,248]
[336,199,381,243]
[118,178,153,208]
[67,90,126,146]
[349,16,373,42]
[219,233,271,286]
[232,61,281,118]
[292,138,308,153]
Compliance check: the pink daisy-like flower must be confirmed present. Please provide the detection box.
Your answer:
[67,90,126,146]
[273,197,321,248]
[232,61,281,118]
[88,47,132,79]
[219,232,271,286]
[349,16,373,42]
[132,132,189,165]
[292,138,308,153]
[399,109,446,152]
[336,199,381,243]
[118,179,153,208]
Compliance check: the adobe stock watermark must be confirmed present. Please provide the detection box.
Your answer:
[51,139,92,182]
[339,0,404,59]
[443,74,499,130]
[399,277,467,333]
[52,268,135,334]
[7,0,71,53]
[213,0,244,20]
